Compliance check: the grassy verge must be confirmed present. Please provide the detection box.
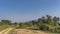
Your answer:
[0,25,7,31]
[0,24,13,31]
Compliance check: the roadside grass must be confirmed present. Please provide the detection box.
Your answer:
[0,24,13,32]
[0,25,7,31]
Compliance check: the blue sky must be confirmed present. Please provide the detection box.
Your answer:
[0,0,60,22]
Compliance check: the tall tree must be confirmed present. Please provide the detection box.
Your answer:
[38,18,43,23]
[41,16,46,23]
[1,20,11,24]
[31,20,36,25]
[53,16,59,23]
[46,15,52,24]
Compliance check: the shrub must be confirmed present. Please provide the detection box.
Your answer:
[39,24,60,33]
[27,23,33,27]
[39,24,52,31]
[19,23,28,28]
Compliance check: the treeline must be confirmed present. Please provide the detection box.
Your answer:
[0,20,18,31]
[0,20,18,26]
[19,15,60,33]
[0,15,60,33]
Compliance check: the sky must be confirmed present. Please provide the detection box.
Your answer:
[0,0,60,22]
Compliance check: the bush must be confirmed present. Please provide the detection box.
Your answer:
[39,25,49,30]
[51,27,60,33]
[39,23,60,33]
[27,23,33,27]
[19,23,28,28]
[39,24,51,31]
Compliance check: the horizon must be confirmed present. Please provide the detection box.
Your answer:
[0,0,60,22]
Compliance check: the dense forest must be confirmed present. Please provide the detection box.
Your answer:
[0,15,60,33]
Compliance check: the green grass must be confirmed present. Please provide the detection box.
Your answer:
[0,24,13,31]
[0,25,7,31]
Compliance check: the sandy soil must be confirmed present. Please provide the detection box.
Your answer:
[13,29,49,34]
[0,28,49,34]
[0,28,13,34]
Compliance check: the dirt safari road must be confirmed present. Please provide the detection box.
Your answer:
[0,28,13,34]
[13,29,48,34]
[0,28,49,34]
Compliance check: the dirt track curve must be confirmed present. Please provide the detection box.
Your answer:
[0,28,13,34]
[0,28,49,34]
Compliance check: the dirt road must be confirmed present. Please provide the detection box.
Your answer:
[0,28,49,34]
[13,29,49,34]
[0,28,13,34]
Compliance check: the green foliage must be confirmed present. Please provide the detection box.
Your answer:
[0,24,11,31]
[0,15,60,33]
[46,15,53,24]
[19,23,27,28]
[1,20,11,24]
[14,22,18,26]
[0,20,16,31]
[27,23,33,27]
[39,24,51,31]
[25,15,60,33]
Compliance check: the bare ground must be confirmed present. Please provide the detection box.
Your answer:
[0,28,49,34]
[13,29,49,34]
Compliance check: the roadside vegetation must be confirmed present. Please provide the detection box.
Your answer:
[0,15,60,34]
[0,20,17,31]
[19,15,60,33]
